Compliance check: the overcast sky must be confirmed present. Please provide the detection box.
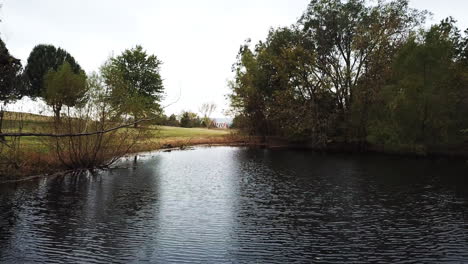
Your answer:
[1,0,467,118]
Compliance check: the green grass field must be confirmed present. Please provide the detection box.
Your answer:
[155,126,230,138]
[1,112,238,176]
[2,112,233,153]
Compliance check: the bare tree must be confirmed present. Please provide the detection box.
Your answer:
[199,102,217,128]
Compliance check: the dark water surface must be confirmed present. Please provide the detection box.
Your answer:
[1,147,468,263]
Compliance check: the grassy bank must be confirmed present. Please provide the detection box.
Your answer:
[133,125,242,151]
[0,112,245,178]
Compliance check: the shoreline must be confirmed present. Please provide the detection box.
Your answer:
[1,136,467,183]
[0,136,250,183]
[255,138,468,161]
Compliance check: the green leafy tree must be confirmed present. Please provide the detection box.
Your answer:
[155,114,179,126]
[180,111,201,128]
[230,114,249,130]
[229,0,426,145]
[229,40,270,138]
[0,38,23,139]
[0,38,23,104]
[299,0,426,140]
[24,44,83,98]
[166,114,180,127]
[260,28,336,143]
[102,45,164,127]
[43,62,87,121]
[369,18,468,150]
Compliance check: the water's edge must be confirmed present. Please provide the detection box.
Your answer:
[2,139,467,184]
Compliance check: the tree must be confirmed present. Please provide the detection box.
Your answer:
[0,38,23,140]
[24,44,83,98]
[0,38,23,104]
[229,40,271,138]
[102,45,164,127]
[180,111,201,128]
[155,114,179,126]
[299,0,426,140]
[199,102,216,128]
[230,28,337,143]
[259,27,336,143]
[368,18,468,150]
[229,0,426,145]
[43,62,87,121]
[166,114,180,127]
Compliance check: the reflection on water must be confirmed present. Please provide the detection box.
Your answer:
[1,147,468,263]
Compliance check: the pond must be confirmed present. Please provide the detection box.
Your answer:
[1,146,468,263]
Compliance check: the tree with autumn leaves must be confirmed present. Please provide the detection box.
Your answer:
[229,0,468,152]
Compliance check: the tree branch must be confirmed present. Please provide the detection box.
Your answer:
[0,117,158,138]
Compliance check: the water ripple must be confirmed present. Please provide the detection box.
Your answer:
[1,147,468,263]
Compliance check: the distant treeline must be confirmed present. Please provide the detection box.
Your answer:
[229,0,468,154]
[157,112,212,128]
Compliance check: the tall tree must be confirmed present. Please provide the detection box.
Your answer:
[229,0,429,145]
[0,38,23,139]
[102,45,164,127]
[43,62,87,121]
[260,27,336,143]
[24,44,83,98]
[229,40,271,138]
[299,0,426,139]
[0,38,23,104]
[369,18,468,149]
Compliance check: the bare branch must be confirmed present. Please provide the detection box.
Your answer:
[0,116,159,138]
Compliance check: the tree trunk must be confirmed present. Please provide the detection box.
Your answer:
[53,104,62,123]
[133,114,139,128]
[0,109,5,142]
[421,60,427,143]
